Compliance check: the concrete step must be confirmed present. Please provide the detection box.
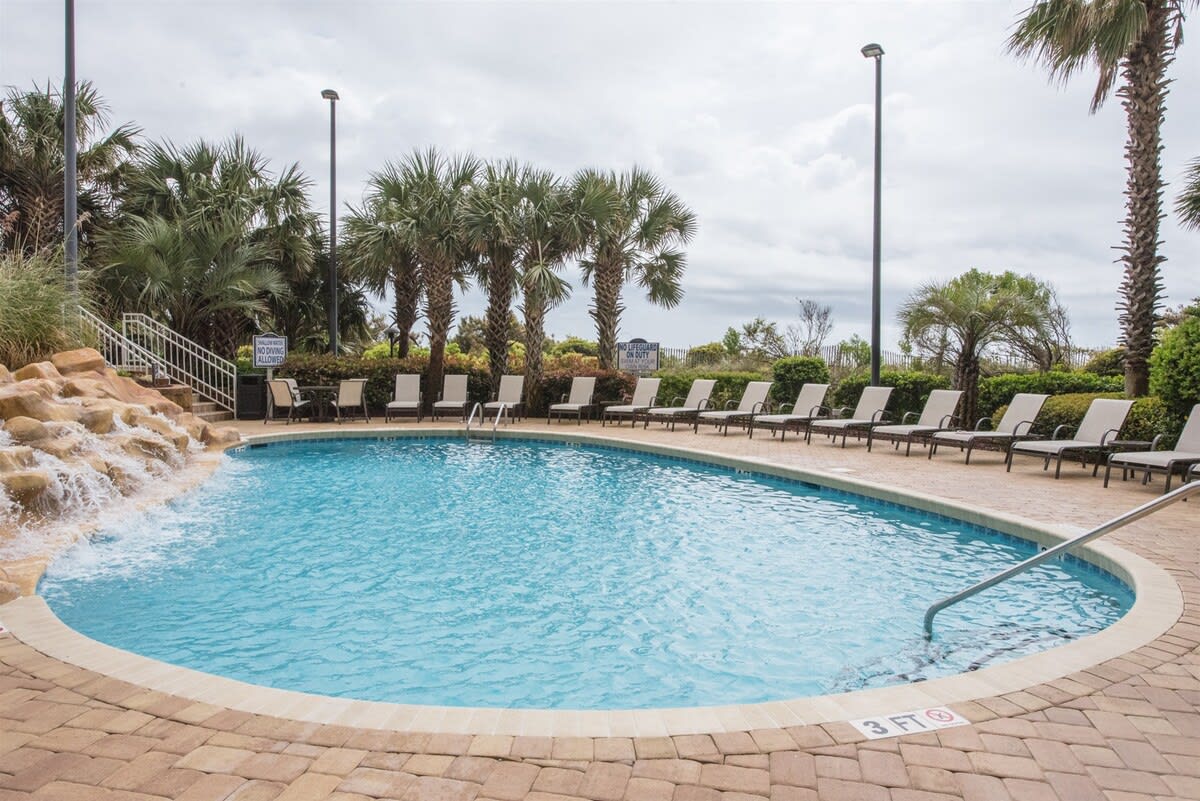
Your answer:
[195,410,235,423]
[191,401,220,414]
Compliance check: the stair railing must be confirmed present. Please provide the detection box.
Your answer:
[120,313,237,414]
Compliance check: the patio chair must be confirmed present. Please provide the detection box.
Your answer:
[1006,398,1134,479]
[866,389,962,456]
[602,378,660,426]
[1104,403,1200,493]
[432,374,469,421]
[749,383,830,441]
[641,379,717,432]
[331,378,370,423]
[695,381,773,435]
[928,393,1049,464]
[266,379,311,424]
[807,385,894,446]
[384,374,422,423]
[483,375,525,423]
[548,376,596,424]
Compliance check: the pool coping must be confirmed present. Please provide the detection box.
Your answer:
[0,426,1183,737]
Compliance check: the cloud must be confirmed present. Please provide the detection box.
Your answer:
[3,0,1198,352]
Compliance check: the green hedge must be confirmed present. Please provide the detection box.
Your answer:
[651,369,770,410]
[279,353,634,417]
[770,357,830,406]
[991,393,1174,445]
[1150,314,1200,423]
[831,370,952,422]
[976,372,1122,421]
[278,353,491,410]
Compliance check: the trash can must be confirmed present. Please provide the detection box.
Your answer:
[236,374,267,420]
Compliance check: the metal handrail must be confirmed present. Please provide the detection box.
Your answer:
[121,313,237,413]
[491,403,510,441]
[464,402,484,438]
[78,308,173,378]
[925,480,1200,637]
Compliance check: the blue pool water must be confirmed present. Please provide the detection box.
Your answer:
[39,437,1132,709]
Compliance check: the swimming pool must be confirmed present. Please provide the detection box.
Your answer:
[39,435,1132,710]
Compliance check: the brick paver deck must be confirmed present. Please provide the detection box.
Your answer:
[1,418,1198,800]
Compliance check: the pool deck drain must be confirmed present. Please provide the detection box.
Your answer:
[1,418,1198,800]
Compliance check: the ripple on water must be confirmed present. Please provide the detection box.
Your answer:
[38,438,1133,709]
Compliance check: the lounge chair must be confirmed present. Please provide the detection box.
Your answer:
[602,378,660,426]
[749,383,830,441]
[866,389,962,456]
[807,385,894,446]
[385,375,422,422]
[266,379,310,424]
[432,374,469,421]
[641,379,717,432]
[1105,403,1200,493]
[548,376,596,424]
[928,393,1049,463]
[695,381,773,435]
[1006,398,1134,479]
[330,379,370,423]
[484,375,525,422]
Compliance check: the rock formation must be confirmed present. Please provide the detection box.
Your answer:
[0,348,241,599]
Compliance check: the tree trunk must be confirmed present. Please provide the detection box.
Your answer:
[423,262,455,414]
[483,260,515,397]
[391,265,421,359]
[522,286,547,416]
[589,261,625,370]
[1117,1,1170,397]
[954,350,981,427]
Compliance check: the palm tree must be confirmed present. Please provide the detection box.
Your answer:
[1177,157,1200,229]
[463,159,528,396]
[397,148,481,411]
[574,167,696,369]
[104,213,286,355]
[1008,0,1194,397]
[0,81,138,255]
[518,169,579,409]
[106,136,322,355]
[898,270,1053,425]
[342,166,423,357]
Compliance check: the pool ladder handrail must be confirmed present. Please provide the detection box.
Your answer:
[464,402,511,441]
[924,479,1200,638]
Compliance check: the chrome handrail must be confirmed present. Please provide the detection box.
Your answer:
[491,403,510,441]
[464,402,484,438]
[78,308,172,378]
[924,480,1200,637]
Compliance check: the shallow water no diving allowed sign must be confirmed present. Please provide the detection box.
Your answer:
[848,706,969,740]
[252,334,288,369]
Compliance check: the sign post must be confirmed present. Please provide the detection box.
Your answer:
[617,340,660,373]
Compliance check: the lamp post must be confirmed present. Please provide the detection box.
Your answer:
[384,324,401,358]
[861,42,883,387]
[64,0,78,303]
[321,88,340,355]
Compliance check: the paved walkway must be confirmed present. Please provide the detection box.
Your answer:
[1,418,1198,800]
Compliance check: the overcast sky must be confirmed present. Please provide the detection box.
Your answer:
[3,0,1198,352]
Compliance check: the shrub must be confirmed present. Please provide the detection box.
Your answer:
[991,393,1175,445]
[1150,313,1200,423]
[687,342,727,366]
[0,250,77,368]
[831,370,951,422]
[652,369,770,410]
[278,352,491,410]
[550,336,599,357]
[1082,347,1126,377]
[976,371,1123,421]
[771,356,831,406]
[535,369,635,417]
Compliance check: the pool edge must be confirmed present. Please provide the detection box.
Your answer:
[1,425,1183,737]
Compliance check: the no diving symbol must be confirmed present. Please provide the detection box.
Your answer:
[925,708,956,723]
